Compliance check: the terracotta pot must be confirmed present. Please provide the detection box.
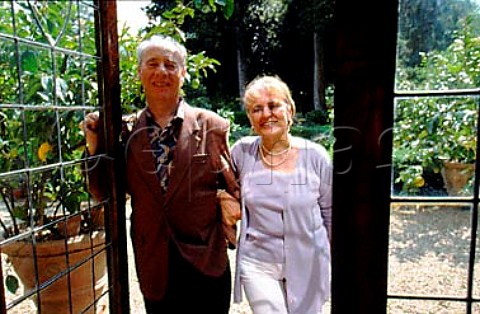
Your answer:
[90,206,105,230]
[54,214,83,238]
[80,202,105,231]
[2,231,108,313]
[440,161,475,196]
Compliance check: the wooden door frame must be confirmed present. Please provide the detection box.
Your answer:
[96,1,129,313]
[332,1,398,313]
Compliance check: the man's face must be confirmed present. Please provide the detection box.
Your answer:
[137,45,186,102]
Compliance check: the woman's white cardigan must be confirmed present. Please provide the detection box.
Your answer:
[231,136,332,314]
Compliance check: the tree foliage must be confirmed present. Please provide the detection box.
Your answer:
[398,0,480,67]
[145,0,336,115]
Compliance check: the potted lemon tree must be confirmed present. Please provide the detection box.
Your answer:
[0,59,108,314]
[0,2,107,312]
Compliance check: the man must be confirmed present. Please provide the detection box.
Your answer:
[82,35,240,313]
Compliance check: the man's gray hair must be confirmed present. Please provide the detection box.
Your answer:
[136,35,187,67]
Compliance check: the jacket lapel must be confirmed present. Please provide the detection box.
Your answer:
[127,110,166,199]
[164,104,201,206]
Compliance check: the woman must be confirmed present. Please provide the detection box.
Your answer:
[231,75,332,314]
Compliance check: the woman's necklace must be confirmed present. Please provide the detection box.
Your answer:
[259,141,292,167]
[261,141,291,156]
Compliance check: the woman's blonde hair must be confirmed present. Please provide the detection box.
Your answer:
[243,75,296,125]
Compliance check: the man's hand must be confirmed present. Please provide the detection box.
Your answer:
[80,112,100,155]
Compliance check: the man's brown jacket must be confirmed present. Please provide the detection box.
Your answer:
[87,101,240,300]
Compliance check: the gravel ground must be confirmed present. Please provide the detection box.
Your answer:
[3,203,478,313]
[387,204,480,313]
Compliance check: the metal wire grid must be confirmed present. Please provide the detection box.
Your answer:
[0,1,109,313]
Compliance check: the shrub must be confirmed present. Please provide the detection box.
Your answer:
[393,18,478,194]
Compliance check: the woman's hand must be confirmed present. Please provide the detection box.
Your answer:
[217,190,241,226]
[217,190,241,247]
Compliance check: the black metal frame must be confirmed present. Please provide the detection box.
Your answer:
[389,87,480,313]
[333,0,480,313]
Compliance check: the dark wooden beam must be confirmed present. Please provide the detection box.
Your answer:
[332,1,398,313]
[96,1,129,313]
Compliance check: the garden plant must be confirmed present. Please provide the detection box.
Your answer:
[393,18,479,195]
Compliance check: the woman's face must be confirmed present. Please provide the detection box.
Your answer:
[246,89,293,140]
[137,45,186,102]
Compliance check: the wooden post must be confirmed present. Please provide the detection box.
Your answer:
[96,1,129,313]
[332,0,398,313]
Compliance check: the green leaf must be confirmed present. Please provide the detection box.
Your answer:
[162,11,175,19]
[21,51,38,73]
[194,0,203,9]
[6,275,19,294]
[222,0,234,19]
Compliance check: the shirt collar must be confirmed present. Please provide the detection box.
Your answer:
[176,99,185,120]
[145,98,185,126]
